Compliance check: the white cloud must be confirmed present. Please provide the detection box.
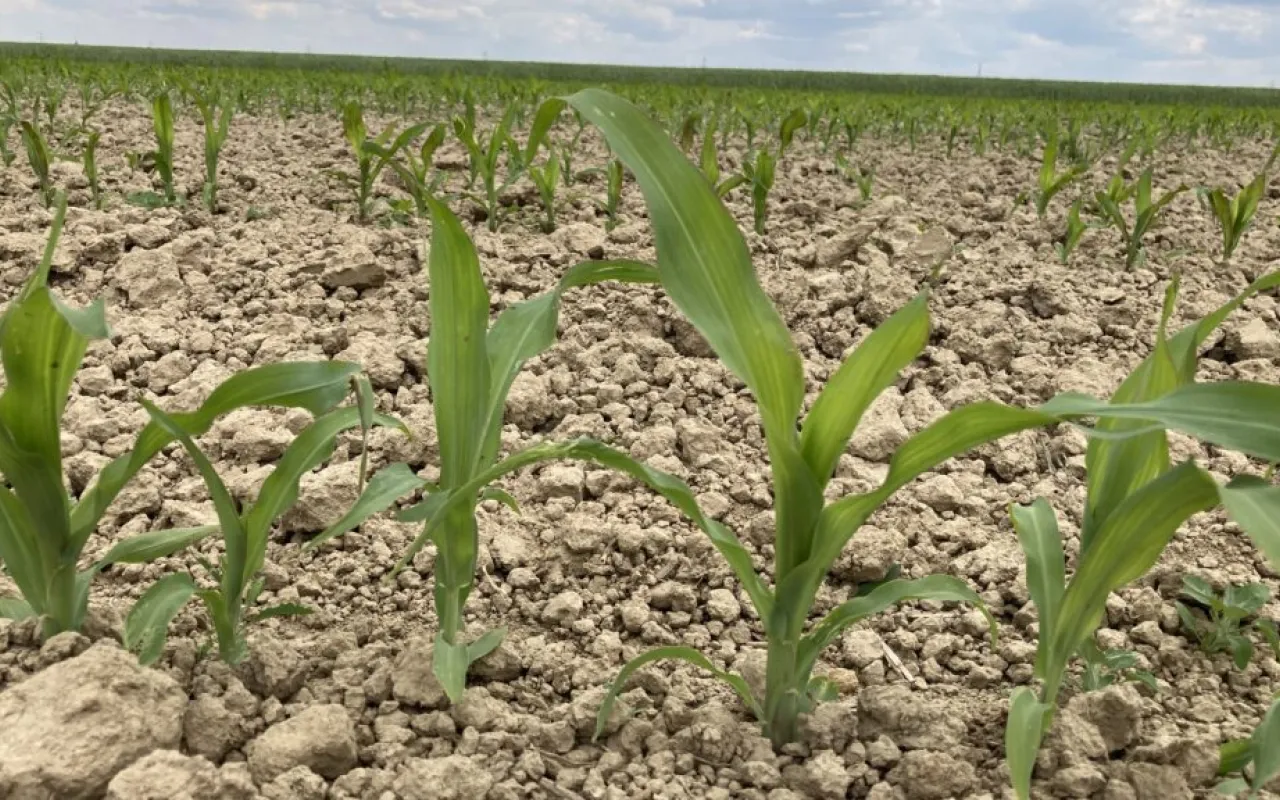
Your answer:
[1,0,1277,86]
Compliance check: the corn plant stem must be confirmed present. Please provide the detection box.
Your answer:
[43,562,79,638]
[763,634,805,745]
[435,508,478,645]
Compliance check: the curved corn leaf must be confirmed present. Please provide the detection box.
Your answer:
[1219,476,1280,570]
[71,360,360,546]
[306,462,429,551]
[124,572,197,666]
[1042,382,1280,465]
[1011,499,1065,677]
[244,407,402,584]
[795,574,992,679]
[1251,697,1280,791]
[425,196,491,486]
[0,596,34,621]
[799,291,930,487]
[1007,687,1054,800]
[525,97,567,165]
[95,525,217,568]
[596,645,760,739]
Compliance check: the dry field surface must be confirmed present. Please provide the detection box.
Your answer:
[1,99,1280,800]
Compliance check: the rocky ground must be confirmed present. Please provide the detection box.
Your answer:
[1,100,1279,800]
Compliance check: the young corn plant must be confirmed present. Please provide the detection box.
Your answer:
[1093,168,1188,270]
[83,130,102,210]
[1035,129,1086,218]
[190,89,234,212]
[1055,198,1087,264]
[699,117,747,199]
[1175,576,1279,669]
[388,122,447,217]
[19,120,54,207]
[455,106,519,231]
[513,90,1279,748]
[1217,696,1280,798]
[835,153,875,203]
[0,195,367,637]
[1004,272,1280,800]
[527,150,560,233]
[305,196,660,701]
[1077,640,1157,693]
[739,109,807,235]
[149,92,176,205]
[337,101,427,223]
[1201,173,1266,262]
[124,386,401,665]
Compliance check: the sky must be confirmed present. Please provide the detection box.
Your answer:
[1,0,1279,88]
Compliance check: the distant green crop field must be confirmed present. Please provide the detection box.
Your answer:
[2,40,1280,108]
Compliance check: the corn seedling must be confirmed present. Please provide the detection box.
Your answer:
[1202,173,1266,262]
[338,101,427,223]
[305,197,660,701]
[1176,576,1279,669]
[1004,273,1280,800]
[1217,695,1280,798]
[1055,198,1087,264]
[83,129,101,209]
[190,89,234,212]
[124,386,402,665]
[19,120,54,207]
[1035,129,1086,218]
[528,150,560,233]
[0,195,367,638]
[699,118,747,198]
[511,90,1280,749]
[738,109,806,235]
[149,92,176,205]
[387,122,446,216]
[455,106,519,231]
[1077,640,1157,693]
[836,153,875,203]
[0,118,15,167]
[1092,167,1188,269]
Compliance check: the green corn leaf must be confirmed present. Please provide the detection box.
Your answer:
[243,407,402,585]
[306,462,429,551]
[248,603,313,623]
[1042,382,1280,465]
[0,596,34,620]
[778,109,807,154]
[1011,499,1065,677]
[466,626,506,663]
[0,468,48,611]
[596,646,760,739]
[95,525,217,568]
[1048,462,1218,692]
[799,291,930,487]
[354,374,375,492]
[71,361,360,546]
[433,632,471,703]
[124,572,197,666]
[140,399,247,601]
[1007,687,1054,800]
[558,90,803,446]
[700,116,720,185]
[524,97,566,165]
[425,196,491,486]
[795,574,993,679]
[480,258,658,465]
[1219,475,1280,571]
[1251,697,1280,790]
[1219,738,1253,776]
[557,89,822,584]
[479,487,520,513]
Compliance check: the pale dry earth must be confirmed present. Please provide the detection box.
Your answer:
[0,100,1279,800]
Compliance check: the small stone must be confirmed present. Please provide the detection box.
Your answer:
[888,749,975,800]
[247,705,358,783]
[0,644,185,799]
[865,735,901,768]
[1051,763,1107,798]
[392,755,494,800]
[392,638,448,709]
[184,694,247,761]
[537,464,584,499]
[239,633,310,700]
[1070,684,1143,752]
[791,749,850,799]
[1126,763,1192,800]
[705,588,741,622]
[848,388,909,462]
[1227,317,1280,360]
[321,242,386,289]
[843,629,883,669]
[542,590,585,626]
[835,525,905,583]
[915,474,964,512]
[262,765,327,800]
[104,750,223,800]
